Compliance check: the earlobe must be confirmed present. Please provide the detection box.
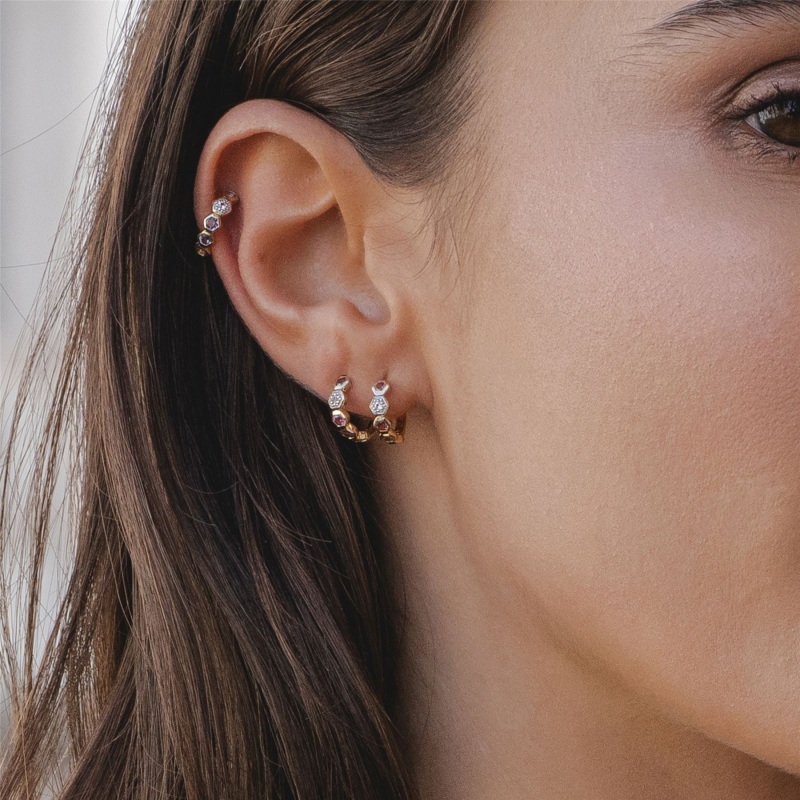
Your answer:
[192,98,425,420]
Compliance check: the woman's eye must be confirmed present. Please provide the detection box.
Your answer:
[744,92,800,147]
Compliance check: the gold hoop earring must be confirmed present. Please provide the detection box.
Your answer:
[328,376,377,443]
[369,380,405,444]
[195,191,238,256]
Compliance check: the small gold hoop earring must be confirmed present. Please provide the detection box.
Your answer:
[195,191,238,256]
[328,376,378,443]
[369,380,405,444]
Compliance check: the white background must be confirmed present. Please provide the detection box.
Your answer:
[1,0,134,742]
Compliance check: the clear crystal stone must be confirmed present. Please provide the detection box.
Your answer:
[369,395,389,415]
[204,214,221,231]
[198,231,213,247]
[212,197,232,216]
[328,390,345,409]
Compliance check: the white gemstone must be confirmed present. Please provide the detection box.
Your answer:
[204,214,221,231]
[328,390,345,409]
[369,395,389,415]
[212,197,232,216]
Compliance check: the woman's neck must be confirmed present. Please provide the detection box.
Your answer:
[369,409,800,800]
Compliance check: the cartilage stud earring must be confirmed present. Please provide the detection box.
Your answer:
[195,191,238,256]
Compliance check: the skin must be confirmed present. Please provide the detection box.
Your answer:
[195,1,800,797]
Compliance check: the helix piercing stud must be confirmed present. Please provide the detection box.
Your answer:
[195,191,238,256]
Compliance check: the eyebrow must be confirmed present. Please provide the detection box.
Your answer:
[637,0,800,42]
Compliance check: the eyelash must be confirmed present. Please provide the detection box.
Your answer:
[726,80,800,167]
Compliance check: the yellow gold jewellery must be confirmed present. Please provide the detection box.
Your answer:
[195,191,238,256]
[328,376,406,444]
[368,379,405,443]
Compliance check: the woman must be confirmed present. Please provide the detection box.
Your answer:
[2,0,800,797]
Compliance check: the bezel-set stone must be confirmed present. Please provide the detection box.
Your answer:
[372,380,389,395]
[212,197,232,216]
[373,416,391,433]
[204,214,221,232]
[334,375,351,391]
[198,231,213,248]
[369,395,389,416]
[332,409,348,427]
[328,389,346,409]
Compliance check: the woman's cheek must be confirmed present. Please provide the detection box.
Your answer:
[437,119,800,768]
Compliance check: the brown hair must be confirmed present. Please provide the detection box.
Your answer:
[0,1,485,797]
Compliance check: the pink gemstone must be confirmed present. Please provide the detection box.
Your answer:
[333,414,347,427]
[372,380,389,395]
[375,418,390,432]
[334,375,350,391]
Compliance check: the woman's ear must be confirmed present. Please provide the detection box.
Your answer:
[193,98,432,418]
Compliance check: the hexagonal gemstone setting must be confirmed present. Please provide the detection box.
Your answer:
[328,389,346,410]
[198,231,213,248]
[204,213,221,232]
[369,395,389,416]
[212,197,232,216]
